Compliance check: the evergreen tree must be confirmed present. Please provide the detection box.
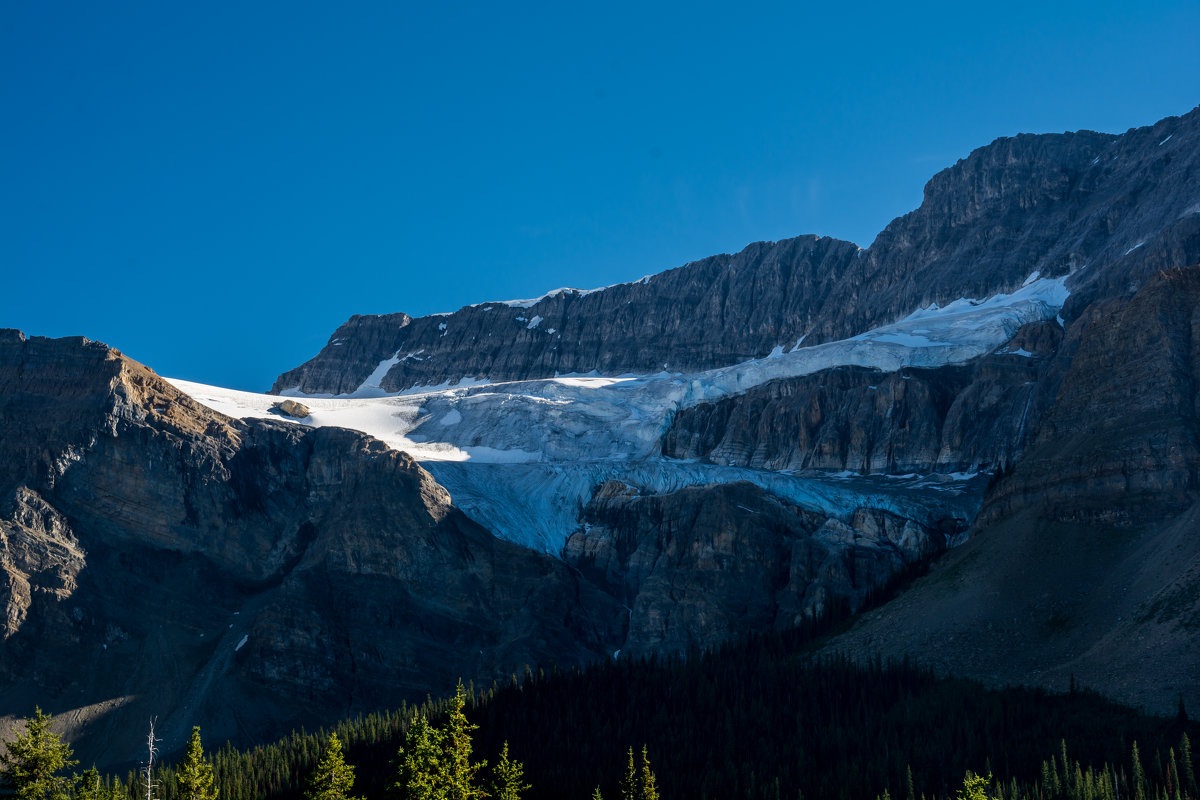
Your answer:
[1132,742,1147,800]
[1180,733,1197,799]
[0,707,78,800]
[637,748,657,800]
[488,742,528,800]
[306,735,362,800]
[591,787,604,800]
[618,749,636,800]
[957,771,992,800]
[392,715,445,800]
[76,768,103,800]
[440,682,484,800]
[176,728,216,800]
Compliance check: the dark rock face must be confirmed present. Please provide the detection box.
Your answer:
[0,332,621,765]
[823,268,1200,715]
[982,266,1200,528]
[563,480,944,658]
[662,320,1063,474]
[272,236,861,394]
[274,107,1200,395]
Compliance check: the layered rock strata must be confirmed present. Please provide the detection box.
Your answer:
[563,480,948,658]
[274,107,1200,395]
[0,331,622,766]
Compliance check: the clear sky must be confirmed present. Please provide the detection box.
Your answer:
[2,1,1197,391]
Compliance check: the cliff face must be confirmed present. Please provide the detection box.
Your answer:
[0,331,621,765]
[273,107,1200,396]
[563,480,948,658]
[822,268,1200,715]
[661,320,1062,474]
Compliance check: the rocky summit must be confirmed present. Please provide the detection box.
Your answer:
[3,105,1200,764]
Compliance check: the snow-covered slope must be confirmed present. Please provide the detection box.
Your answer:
[170,273,1066,551]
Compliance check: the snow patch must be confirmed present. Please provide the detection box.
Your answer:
[526,315,543,330]
[235,635,248,652]
[350,352,402,398]
[1124,242,1145,255]
[1160,135,1173,146]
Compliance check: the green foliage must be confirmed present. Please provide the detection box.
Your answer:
[440,683,484,800]
[76,769,103,800]
[391,715,444,800]
[391,683,513,800]
[618,749,635,800]
[956,771,992,800]
[0,707,79,800]
[489,743,528,800]
[176,729,216,800]
[636,748,657,800]
[306,735,361,800]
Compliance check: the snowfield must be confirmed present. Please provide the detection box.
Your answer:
[169,274,1066,552]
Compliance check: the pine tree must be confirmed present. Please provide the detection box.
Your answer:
[77,768,103,800]
[488,742,528,800]
[441,682,484,800]
[591,787,604,800]
[177,728,216,800]
[0,707,79,800]
[956,771,992,800]
[619,748,636,800]
[306,735,362,800]
[1181,733,1197,799]
[1131,742,1147,800]
[637,747,658,800]
[392,715,445,800]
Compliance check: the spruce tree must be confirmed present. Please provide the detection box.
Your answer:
[177,728,216,800]
[392,715,444,800]
[618,749,636,800]
[1131,742,1147,800]
[306,735,362,800]
[1181,733,1197,799]
[637,747,657,800]
[440,682,484,800]
[956,771,992,800]
[0,707,78,800]
[77,768,103,800]
[488,742,528,800]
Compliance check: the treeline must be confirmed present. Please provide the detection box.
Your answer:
[3,624,1197,799]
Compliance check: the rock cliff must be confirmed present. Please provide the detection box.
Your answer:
[822,267,1200,715]
[563,480,948,658]
[273,107,1200,395]
[0,331,622,766]
[661,320,1061,475]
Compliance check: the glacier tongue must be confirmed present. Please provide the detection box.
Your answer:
[168,274,1066,552]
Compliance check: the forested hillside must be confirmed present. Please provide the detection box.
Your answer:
[4,623,1195,800]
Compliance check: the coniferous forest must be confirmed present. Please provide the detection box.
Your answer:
[3,619,1197,800]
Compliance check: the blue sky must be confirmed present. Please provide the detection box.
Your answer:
[2,2,1197,390]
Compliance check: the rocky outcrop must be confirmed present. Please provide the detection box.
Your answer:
[0,331,622,766]
[273,107,1200,395]
[821,267,1200,715]
[563,480,946,658]
[662,320,1062,474]
[980,266,1200,527]
[272,236,861,394]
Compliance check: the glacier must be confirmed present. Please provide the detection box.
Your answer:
[169,273,1066,552]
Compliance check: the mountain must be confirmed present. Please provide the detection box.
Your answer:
[4,105,1200,762]
[823,265,1200,714]
[252,104,1200,713]
[0,331,623,765]
[272,108,1198,397]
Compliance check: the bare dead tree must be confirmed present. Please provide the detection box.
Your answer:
[144,717,160,800]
